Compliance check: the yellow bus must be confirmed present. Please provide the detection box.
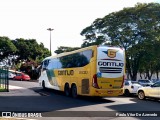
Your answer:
[38,45,125,98]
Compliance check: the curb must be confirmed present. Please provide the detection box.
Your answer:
[0,85,40,96]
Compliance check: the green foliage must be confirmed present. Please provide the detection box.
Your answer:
[0,36,17,61]
[0,36,50,77]
[19,61,39,79]
[139,39,160,79]
[12,38,50,64]
[81,3,160,80]
[54,46,80,54]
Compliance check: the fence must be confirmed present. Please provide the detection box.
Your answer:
[0,66,9,92]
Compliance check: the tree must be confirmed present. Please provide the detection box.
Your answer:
[11,38,50,79]
[54,46,80,54]
[35,43,51,63]
[80,3,160,80]
[0,36,17,62]
[12,38,50,63]
[139,39,160,79]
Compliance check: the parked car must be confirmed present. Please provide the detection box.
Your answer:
[137,81,160,100]
[13,72,31,81]
[8,70,16,79]
[123,80,142,96]
[151,79,160,83]
[137,79,153,86]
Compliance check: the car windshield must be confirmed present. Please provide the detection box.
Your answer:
[124,80,138,85]
[138,80,151,83]
[131,81,138,84]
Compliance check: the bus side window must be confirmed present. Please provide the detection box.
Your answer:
[47,58,58,69]
[83,50,92,62]
[42,60,50,70]
[81,50,92,66]
[77,62,81,67]
[67,63,72,68]
[57,58,62,69]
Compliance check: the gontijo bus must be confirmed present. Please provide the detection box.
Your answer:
[38,45,125,98]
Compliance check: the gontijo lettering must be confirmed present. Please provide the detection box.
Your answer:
[58,70,74,75]
[98,61,124,67]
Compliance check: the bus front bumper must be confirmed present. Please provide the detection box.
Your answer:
[93,89,123,97]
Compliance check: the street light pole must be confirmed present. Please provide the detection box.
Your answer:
[47,28,54,56]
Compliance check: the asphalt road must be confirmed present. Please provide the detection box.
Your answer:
[0,80,160,120]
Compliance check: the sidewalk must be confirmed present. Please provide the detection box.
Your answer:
[0,85,40,96]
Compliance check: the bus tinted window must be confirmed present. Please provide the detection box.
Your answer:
[57,58,62,69]
[82,50,92,66]
[43,59,50,69]
[59,55,71,68]
[59,50,93,68]
[47,59,57,69]
[83,50,92,62]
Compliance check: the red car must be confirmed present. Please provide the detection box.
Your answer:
[13,72,31,81]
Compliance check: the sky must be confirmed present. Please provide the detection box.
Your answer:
[0,0,159,55]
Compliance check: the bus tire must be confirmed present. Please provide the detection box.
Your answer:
[71,84,77,98]
[42,81,46,90]
[64,83,70,97]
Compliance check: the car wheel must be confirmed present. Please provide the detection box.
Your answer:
[71,84,77,98]
[138,91,145,100]
[64,83,70,97]
[124,89,130,96]
[42,81,46,90]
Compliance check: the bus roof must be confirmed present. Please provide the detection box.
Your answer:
[49,45,97,59]
[44,45,124,60]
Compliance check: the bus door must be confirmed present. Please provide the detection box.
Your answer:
[39,59,50,82]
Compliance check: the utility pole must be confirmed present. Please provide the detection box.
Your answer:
[47,28,54,55]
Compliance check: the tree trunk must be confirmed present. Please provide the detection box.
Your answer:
[156,71,159,79]
[145,71,148,79]
[126,57,133,79]
[146,70,153,80]
[149,71,153,80]
[126,55,140,81]
[131,74,137,81]
[140,72,142,79]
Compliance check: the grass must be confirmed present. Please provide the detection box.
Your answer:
[0,85,8,92]
[0,88,6,92]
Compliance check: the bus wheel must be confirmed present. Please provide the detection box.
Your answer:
[64,83,70,97]
[71,84,77,98]
[42,81,46,90]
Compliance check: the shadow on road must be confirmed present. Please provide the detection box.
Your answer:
[34,88,114,103]
[0,87,114,116]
